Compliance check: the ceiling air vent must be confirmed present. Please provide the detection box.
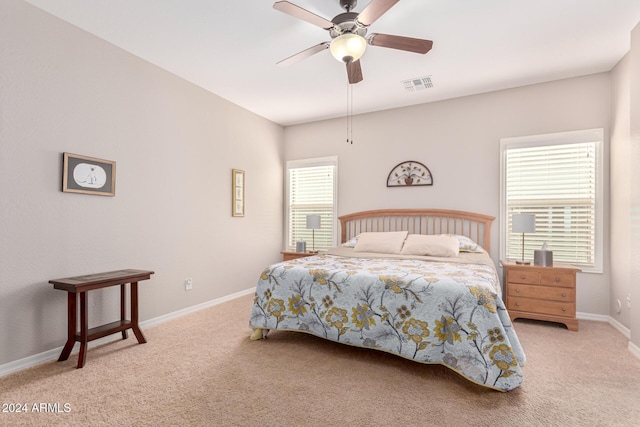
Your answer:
[402,76,433,92]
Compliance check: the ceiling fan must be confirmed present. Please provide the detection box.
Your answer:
[274,0,433,84]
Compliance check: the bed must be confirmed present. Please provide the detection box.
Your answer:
[249,209,526,391]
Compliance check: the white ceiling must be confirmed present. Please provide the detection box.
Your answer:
[23,0,640,126]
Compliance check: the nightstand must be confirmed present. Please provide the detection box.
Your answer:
[280,251,316,261]
[501,260,581,331]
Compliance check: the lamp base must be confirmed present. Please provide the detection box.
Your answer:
[515,260,531,265]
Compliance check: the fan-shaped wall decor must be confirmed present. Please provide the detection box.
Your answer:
[386,161,433,187]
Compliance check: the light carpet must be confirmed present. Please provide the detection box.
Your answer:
[1,293,640,427]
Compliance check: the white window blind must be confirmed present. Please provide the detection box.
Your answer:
[501,129,603,272]
[286,157,337,250]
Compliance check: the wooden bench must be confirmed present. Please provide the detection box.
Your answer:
[50,269,154,368]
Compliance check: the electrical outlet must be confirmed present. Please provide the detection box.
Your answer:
[185,278,193,291]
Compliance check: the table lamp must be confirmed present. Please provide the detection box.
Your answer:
[512,213,535,264]
[306,215,321,253]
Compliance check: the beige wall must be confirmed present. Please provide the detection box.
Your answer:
[284,74,611,316]
[630,23,640,349]
[0,0,284,366]
[610,21,640,351]
[610,54,632,328]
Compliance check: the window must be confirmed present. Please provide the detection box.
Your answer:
[286,157,337,251]
[500,129,603,273]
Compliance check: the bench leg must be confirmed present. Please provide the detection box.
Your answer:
[130,282,146,344]
[77,291,88,368]
[120,284,128,340]
[58,292,77,361]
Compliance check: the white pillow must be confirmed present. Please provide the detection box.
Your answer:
[353,231,408,254]
[400,234,460,257]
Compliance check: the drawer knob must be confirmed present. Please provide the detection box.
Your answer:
[516,302,520,307]
[562,292,567,297]
[521,275,527,280]
[562,307,567,312]
[555,277,561,282]
[516,289,520,293]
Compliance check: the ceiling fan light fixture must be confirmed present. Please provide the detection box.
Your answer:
[330,33,367,63]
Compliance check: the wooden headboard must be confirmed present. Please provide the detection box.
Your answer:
[338,209,495,253]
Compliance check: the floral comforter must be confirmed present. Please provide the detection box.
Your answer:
[249,249,526,391]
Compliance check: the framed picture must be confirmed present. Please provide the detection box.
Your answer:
[232,169,245,217]
[62,153,116,196]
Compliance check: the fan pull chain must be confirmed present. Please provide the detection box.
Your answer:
[346,83,353,144]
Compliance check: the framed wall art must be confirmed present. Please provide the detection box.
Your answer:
[62,153,116,196]
[232,169,245,217]
[386,160,433,187]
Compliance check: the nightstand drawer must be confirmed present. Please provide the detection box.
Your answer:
[507,268,576,287]
[507,283,575,302]
[506,270,540,285]
[508,297,576,318]
[539,271,575,287]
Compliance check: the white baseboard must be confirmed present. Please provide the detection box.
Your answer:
[629,341,640,359]
[556,312,638,359]
[576,311,609,322]
[606,316,631,340]
[139,287,255,329]
[577,312,632,339]
[0,287,256,378]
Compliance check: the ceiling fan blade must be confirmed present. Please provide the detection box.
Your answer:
[356,0,400,27]
[368,33,433,54]
[273,1,335,30]
[277,43,330,67]
[346,60,363,84]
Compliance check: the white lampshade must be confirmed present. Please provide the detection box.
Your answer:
[512,214,536,233]
[330,34,367,63]
[306,215,321,230]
